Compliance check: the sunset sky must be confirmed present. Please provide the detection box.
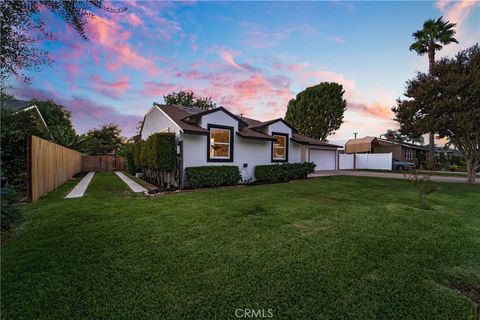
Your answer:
[8,0,480,139]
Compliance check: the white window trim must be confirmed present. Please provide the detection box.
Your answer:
[210,128,231,159]
[273,135,287,160]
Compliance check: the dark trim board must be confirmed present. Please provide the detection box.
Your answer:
[207,124,234,162]
[183,107,249,127]
[271,132,289,163]
[236,132,276,141]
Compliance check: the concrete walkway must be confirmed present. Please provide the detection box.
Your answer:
[309,170,479,184]
[115,171,147,193]
[65,172,95,199]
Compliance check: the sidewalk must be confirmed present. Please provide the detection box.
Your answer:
[309,170,479,184]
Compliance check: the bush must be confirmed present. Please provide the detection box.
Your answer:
[449,164,458,172]
[151,133,176,171]
[255,162,316,183]
[1,185,22,229]
[186,166,241,188]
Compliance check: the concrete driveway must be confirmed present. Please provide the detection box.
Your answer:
[309,170,480,184]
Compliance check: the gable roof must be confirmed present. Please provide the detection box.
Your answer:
[182,106,249,126]
[155,104,208,134]
[345,136,427,153]
[1,99,34,110]
[1,99,52,138]
[291,133,341,147]
[151,104,338,147]
[249,118,296,131]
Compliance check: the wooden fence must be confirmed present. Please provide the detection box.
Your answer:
[82,155,126,172]
[28,136,82,202]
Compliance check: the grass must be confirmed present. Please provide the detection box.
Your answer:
[2,173,480,319]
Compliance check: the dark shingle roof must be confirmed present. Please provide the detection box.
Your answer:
[1,99,34,110]
[156,104,208,134]
[155,104,338,147]
[291,133,341,147]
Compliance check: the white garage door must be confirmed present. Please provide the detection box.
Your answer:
[309,149,336,171]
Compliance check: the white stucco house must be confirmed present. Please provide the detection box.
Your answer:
[140,104,340,184]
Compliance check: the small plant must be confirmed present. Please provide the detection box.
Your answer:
[448,164,458,172]
[405,170,438,209]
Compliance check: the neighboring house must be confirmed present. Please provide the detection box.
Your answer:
[345,136,427,163]
[140,104,340,183]
[1,99,52,139]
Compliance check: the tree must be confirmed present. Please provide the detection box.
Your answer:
[409,16,458,168]
[380,129,424,145]
[284,82,347,140]
[33,99,82,149]
[0,0,126,89]
[163,91,218,110]
[0,107,48,189]
[393,44,480,184]
[81,123,125,155]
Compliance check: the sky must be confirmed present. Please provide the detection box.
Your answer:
[8,0,480,140]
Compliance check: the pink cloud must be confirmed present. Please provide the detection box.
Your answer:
[144,82,181,97]
[219,48,243,70]
[435,0,480,56]
[91,75,130,98]
[126,13,143,26]
[87,16,158,74]
[348,102,394,119]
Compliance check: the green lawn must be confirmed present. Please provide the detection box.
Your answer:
[2,173,480,319]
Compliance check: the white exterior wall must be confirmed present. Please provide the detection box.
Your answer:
[266,121,302,163]
[182,115,303,182]
[141,106,181,140]
[355,153,392,170]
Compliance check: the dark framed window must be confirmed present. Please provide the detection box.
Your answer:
[271,132,289,162]
[207,124,234,162]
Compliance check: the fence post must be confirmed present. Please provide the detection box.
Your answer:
[26,135,32,202]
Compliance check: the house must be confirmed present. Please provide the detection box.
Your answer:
[345,136,427,163]
[1,99,52,139]
[140,104,340,183]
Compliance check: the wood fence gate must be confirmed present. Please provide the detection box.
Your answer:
[81,155,126,172]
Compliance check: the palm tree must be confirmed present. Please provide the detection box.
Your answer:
[409,16,458,168]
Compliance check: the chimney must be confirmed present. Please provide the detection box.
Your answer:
[386,133,395,141]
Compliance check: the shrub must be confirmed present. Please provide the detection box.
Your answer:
[1,185,22,229]
[152,133,176,171]
[186,166,241,188]
[133,140,144,170]
[254,162,316,183]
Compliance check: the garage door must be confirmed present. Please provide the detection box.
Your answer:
[309,149,336,171]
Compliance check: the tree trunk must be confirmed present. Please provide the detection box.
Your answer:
[428,132,435,170]
[427,45,436,170]
[466,159,476,184]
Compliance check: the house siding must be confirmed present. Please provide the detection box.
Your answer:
[141,107,181,140]
[142,107,330,184]
[181,112,303,182]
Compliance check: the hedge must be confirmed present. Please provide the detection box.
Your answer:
[254,162,316,183]
[185,166,241,188]
[127,133,177,187]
